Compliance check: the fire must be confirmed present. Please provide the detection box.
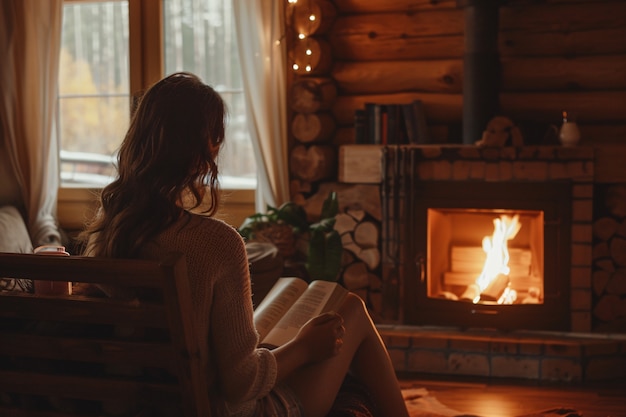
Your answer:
[473,214,521,304]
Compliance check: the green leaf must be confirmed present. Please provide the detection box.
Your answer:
[317,217,336,231]
[320,191,339,220]
[306,229,343,281]
[323,230,343,281]
[277,202,309,231]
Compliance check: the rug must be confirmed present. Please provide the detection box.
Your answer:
[403,388,465,416]
[403,388,583,417]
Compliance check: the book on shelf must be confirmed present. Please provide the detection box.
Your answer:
[385,103,408,144]
[354,109,367,144]
[402,100,430,144]
[365,102,381,144]
[381,105,389,144]
[253,277,348,348]
[355,101,426,145]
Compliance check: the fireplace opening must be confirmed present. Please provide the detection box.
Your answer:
[425,208,544,307]
[402,181,571,330]
[381,165,574,331]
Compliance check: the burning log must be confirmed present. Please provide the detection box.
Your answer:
[460,283,481,302]
[522,286,542,304]
[480,273,511,302]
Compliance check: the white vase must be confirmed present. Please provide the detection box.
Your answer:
[559,121,581,146]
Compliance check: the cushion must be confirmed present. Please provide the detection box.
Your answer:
[0,205,34,292]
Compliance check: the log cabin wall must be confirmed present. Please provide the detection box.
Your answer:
[284,0,626,333]
[326,0,626,147]
[285,0,626,189]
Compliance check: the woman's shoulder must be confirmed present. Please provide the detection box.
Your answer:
[154,214,246,263]
[186,213,239,234]
[175,213,244,247]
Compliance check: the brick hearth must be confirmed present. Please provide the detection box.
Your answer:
[380,325,626,382]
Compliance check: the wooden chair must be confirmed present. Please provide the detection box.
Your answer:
[0,252,210,417]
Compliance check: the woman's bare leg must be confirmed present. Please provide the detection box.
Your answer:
[286,293,409,417]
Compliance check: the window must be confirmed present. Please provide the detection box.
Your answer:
[163,0,256,189]
[58,1,129,186]
[58,0,256,189]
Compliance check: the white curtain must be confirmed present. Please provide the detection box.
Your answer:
[0,0,63,246]
[233,0,290,212]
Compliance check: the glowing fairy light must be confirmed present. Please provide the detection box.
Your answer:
[288,0,320,74]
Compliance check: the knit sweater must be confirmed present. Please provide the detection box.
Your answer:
[138,213,277,416]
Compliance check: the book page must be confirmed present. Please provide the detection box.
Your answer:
[253,277,308,343]
[261,280,347,347]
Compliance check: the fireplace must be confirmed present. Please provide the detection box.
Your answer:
[330,143,626,381]
[381,145,594,332]
[405,180,571,330]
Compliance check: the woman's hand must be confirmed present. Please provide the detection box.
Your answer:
[272,311,345,382]
[293,311,345,363]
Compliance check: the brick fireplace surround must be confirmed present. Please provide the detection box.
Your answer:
[336,144,626,382]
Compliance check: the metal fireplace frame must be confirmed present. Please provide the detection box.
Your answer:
[407,181,571,330]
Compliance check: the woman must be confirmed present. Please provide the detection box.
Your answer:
[81,72,409,417]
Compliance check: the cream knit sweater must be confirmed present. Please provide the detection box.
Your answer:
[139,213,277,416]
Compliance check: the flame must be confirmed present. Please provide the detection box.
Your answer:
[473,214,521,303]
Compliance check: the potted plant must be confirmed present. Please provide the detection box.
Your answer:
[238,192,343,282]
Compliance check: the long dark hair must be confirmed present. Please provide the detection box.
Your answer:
[81,72,226,258]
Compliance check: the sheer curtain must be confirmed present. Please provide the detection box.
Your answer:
[0,0,63,246]
[233,0,290,212]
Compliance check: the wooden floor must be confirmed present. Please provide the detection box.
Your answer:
[398,374,626,417]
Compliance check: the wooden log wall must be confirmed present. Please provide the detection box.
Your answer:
[326,0,626,146]
[286,0,340,206]
[285,0,626,200]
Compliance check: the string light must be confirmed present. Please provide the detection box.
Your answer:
[288,0,319,74]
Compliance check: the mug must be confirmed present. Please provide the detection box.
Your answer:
[33,245,72,295]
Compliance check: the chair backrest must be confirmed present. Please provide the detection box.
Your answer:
[0,252,211,417]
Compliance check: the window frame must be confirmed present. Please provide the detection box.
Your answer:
[57,0,255,230]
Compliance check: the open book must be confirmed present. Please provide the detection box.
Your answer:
[253,277,348,348]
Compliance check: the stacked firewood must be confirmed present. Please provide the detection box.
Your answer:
[335,209,380,283]
[592,184,626,327]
